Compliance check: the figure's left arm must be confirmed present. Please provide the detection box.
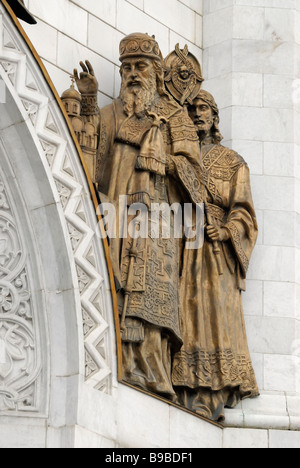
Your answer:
[223,163,258,281]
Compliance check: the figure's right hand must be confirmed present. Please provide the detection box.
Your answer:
[74,60,98,95]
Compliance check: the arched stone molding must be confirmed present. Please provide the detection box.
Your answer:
[0,1,117,446]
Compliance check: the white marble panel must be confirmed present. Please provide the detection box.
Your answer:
[180,0,203,15]
[264,142,294,178]
[126,0,144,10]
[232,73,263,107]
[243,280,263,316]
[28,0,88,45]
[264,354,297,392]
[231,107,293,143]
[49,376,79,428]
[117,385,170,448]
[248,245,295,283]
[269,430,300,449]
[0,422,46,448]
[223,428,268,449]
[46,426,75,449]
[116,0,169,57]
[88,15,124,66]
[22,19,57,64]
[169,407,222,448]
[74,426,116,449]
[264,282,296,318]
[71,0,117,26]
[264,211,295,247]
[233,5,264,41]
[235,0,296,11]
[144,0,196,43]
[232,40,295,76]
[264,75,295,110]
[203,7,232,48]
[76,382,117,442]
[57,32,115,98]
[244,316,295,355]
[250,176,294,212]
[264,7,295,43]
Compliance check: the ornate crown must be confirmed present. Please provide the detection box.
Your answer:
[119,33,163,62]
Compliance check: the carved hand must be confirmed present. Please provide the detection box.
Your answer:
[74,60,98,95]
[206,225,230,242]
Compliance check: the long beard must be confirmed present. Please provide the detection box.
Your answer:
[120,72,157,118]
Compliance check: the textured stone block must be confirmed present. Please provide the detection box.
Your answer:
[264,7,295,43]
[74,426,116,448]
[264,354,297,392]
[180,0,203,15]
[269,430,300,449]
[264,281,296,318]
[203,7,232,48]
[245,316,295,355]
[264,211,295,248]
[144,0,196,43]
[233,5,264,41]
[264,142,294,177]
[29,0,88,45]
[71,0,116,26]
[0,422,46,448]
[250,176,294,212]
[223,428,268,449]
[169,407,222,448]
[57,33,115,98]
[248,245,295,283]
[232,40,295,76]
[116,0,169,56]
[243,280,263,316]
[22,19,57,64]
[88,15,124,66]
[117,384,170,448]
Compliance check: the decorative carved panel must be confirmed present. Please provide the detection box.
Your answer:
[0,6,115,395]
[0,173,41,412]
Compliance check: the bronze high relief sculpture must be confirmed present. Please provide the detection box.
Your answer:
[62,33,259,422]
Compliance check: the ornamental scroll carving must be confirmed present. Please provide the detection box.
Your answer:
[0,178,41,412]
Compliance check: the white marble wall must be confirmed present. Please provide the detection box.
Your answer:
[203,0,300,413]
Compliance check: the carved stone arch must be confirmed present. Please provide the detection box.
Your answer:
[0,2,118,447]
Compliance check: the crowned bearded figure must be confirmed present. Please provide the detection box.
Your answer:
[72,33,201,398]
[172,90,259,421]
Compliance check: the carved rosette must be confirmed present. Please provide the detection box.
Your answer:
[0,180,40,412]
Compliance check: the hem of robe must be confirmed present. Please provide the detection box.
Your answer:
[172,348,259,395]
[174,385,260,423]
[122,323,176,398]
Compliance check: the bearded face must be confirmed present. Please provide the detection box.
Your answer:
[119,57,158,118]
[188,98,214,135]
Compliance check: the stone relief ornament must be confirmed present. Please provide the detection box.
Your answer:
[64,34,258,423]
[0,177,41,412]
[164,44,204,106]
[0,9,114,396]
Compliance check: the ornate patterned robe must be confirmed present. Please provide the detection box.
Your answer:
[172,143,259,421]
[96,93,201,396]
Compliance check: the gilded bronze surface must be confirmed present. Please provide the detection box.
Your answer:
[62,37,259,422]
